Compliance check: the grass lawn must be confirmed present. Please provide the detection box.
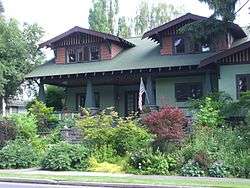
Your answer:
[0,172,249,188]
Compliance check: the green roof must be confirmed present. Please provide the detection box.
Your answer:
[26,37,213,78]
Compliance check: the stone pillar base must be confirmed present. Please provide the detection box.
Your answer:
[89,107,99,115]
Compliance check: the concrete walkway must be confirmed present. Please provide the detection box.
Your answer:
[0,168,249,183]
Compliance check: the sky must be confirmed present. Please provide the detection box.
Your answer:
[2,0,249,41]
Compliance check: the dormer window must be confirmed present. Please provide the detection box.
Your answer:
[66,46,100,63]
[90,46,100,61]
[174,37,185,54]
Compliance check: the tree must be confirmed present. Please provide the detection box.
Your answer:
[179,0,240,45]
[0,19,44,114]
[149,3,181,29]
[117,16,131,38]
[88,0,109,33]
[107,0,119,34]
[45,86,65,111]
[134,1,182,35]
[88,0,119,34]
[134,1,150,35]
[0,0,4,16]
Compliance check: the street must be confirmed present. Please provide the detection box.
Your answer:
[0,182,107,188]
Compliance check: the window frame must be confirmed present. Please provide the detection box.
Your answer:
[66,45,100,63]
[236,74,250,99]
[173,36,186,55]
[175,82,203,102]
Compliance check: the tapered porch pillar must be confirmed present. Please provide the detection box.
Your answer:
[85,79,98,113]
[38,82,45,102]
[146,76,157,111]
[205,71,212,95]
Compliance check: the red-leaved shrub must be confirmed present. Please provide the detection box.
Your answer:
[143,106,187,141]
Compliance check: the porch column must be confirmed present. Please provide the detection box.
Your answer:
[205,71,212,94]
[146,76,157,111]
[85,79,96,109]
[38,82,45,102]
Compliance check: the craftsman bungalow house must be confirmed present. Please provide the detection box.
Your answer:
[26,13,250,116]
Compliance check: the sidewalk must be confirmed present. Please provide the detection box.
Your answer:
[0,168,249,188]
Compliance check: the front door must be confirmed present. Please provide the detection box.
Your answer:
[125,91,138,116]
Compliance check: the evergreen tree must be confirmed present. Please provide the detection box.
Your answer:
[107,0,119,34]
[134,1,150,35]
[117,16,131,38]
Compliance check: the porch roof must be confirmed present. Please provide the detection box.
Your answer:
[26,37,213,79]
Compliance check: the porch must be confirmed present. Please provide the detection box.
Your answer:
[36,66,217,116]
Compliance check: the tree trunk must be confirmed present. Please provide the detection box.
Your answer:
[0,96,6,116]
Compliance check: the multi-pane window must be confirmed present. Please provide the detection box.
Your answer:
[66,46,100,63]
[174,37,185,54]
[90,46,100,61]
[175,82,202,102]
[237,74,250,98]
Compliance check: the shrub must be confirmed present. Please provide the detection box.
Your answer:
[195,97,224,127]
[143,105,186,142]
[88,157,124,173]
[181,161,205,177]
[76,108,118,147]
[41,142,89,171]
[10,113,37,140]
[112,119,153,156]
[208,162,229,178]
[45,85,65,111]
[0,118,16,147]
[28,100,58,133]
[0,139,38,169]
[91,145,118,163]
[128,150,177,175]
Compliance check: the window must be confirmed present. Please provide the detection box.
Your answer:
[237,74,250,98]
[201,44,210,52]
[90,46,100,61]
[76,93,100,110]
[174,37,185,54]
[66,46,100,63]
[175,82,202,102]
[68,49,77,63]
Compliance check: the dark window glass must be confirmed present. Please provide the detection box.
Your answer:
[90,46,100,61]
[84,47,90,61]
[78,51,83,62]
[68,49,76,63]
[237,75,250,98]
[174,37,185,54]
[175,83,202,102]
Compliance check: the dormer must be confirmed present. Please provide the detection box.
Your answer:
[142,13,246,56]
[39,26,135,64]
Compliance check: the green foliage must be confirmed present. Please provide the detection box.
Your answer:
[0,117,16,147]
[194,97,224,127]
[0,18,43,99]
[77,108,153,156]
[181,161,205,177]
[88,0,118,34]
[10,113,37,140]
[112,119,153,156]
[179,0,238,46]
[0,139,38,169]
[208,162,229,178]
[117,17,131,38]
[88,157,124,173]
[128,150,177,175]
[28,100,58,132]
[77,108,118,147]
[45,86,65,111]
[41,142,89,171]
[91,145,118,163]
